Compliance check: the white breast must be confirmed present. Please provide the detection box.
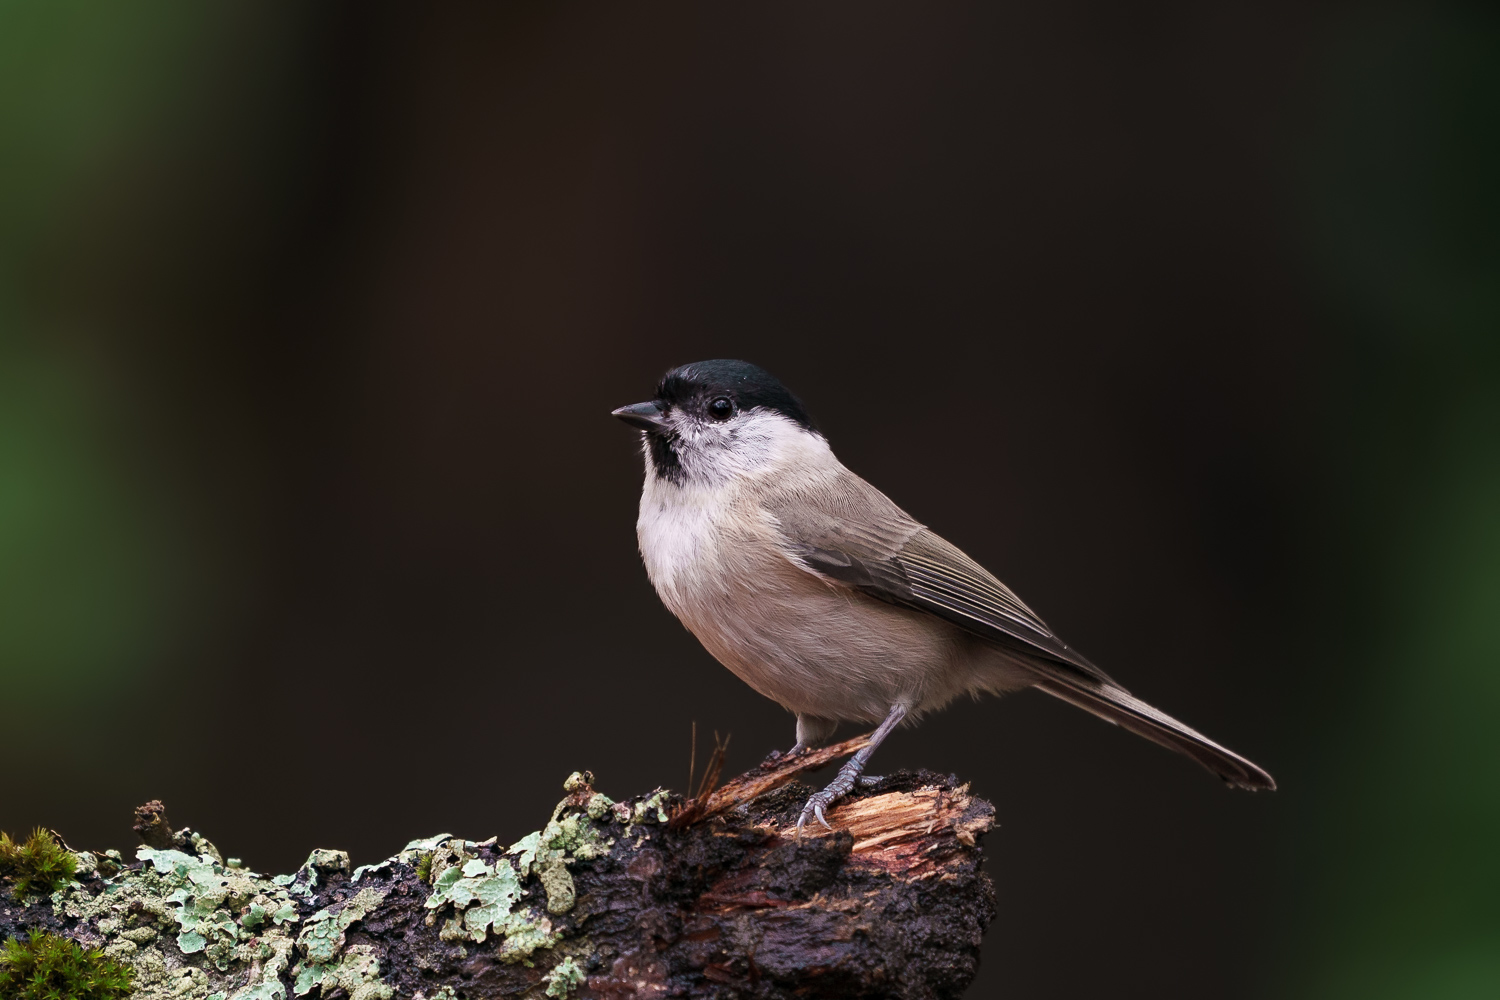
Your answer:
[636,477,734,605]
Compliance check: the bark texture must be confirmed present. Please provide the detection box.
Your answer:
[0,737,996,1000]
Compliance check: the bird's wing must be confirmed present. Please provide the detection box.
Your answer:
[764,469,1114,685]
[763,468,1276,791]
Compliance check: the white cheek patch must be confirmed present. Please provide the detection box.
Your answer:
[671,409,832,487]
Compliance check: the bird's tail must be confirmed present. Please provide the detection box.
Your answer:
[1032,673,1276,791]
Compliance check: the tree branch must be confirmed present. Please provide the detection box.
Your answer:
[1,737,996,999]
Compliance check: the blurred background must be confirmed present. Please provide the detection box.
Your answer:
[2,2,1496,997]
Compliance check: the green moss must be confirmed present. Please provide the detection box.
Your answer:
[413,851,434,884]
[0,930,133,1000]
[0,829,77,899]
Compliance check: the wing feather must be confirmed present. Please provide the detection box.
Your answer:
[766,471,1113,684]
[762,468,1276,791]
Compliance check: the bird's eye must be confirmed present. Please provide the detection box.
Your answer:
[708,396,734,420]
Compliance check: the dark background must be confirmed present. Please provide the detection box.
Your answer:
[3,3,1497,998]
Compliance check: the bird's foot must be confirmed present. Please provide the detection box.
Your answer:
[797,787,841,833]
[795,757,867,835]
[857,774,884,787]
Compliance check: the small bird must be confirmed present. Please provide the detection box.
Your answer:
[613,360,1275,831]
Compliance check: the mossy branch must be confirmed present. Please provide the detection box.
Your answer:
[0,739,996,1000]
[0,830,77,900]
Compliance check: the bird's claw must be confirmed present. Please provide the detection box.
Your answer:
[795,790,837,837]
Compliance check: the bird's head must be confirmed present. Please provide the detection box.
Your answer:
[612,359,823,486]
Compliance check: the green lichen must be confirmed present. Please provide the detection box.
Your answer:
[268,848,350,903]
[537,860,575,916]
[446,778,628,965]
[507,808,615,883]
[414,778,625,967]
[0,829,77,899]
[294,944,392,1000]
[408,837,485,893]
[188,833,224,866]
[8,779,640,998]
[398,833,456,858]
[350,861,392,883]
[424,860,522,944]
[630,790,671,827]
[505,832,542,876]
[135,846,281,965]
[543,955,586,998]
[302,851,349,878]
[0,930,133,1000]
[555,814,614,862]
[292,887,387,996]
[493,912,561,966]
[51,840,301,1000]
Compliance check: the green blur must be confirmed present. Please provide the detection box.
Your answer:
[1284,4,1500,996]
[0,3,303,728]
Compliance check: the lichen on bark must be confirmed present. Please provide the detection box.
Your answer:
[0,738,996,999]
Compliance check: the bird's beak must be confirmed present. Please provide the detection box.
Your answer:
[611,401,669,432]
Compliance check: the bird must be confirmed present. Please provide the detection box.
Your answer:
[612,359,1275,832]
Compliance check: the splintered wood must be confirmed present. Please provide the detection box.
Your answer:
[669,732,994,880]
[668,733,873,829]
[802,785,984,851]
[794,784,991,879]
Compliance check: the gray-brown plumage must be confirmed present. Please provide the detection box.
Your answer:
[614,360,1275,830]
[771,474,1274,792]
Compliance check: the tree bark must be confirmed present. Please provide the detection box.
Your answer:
[1,737,996,1000]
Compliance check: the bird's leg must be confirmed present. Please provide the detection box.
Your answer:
[797,703,908,834]
[761,744,805,766]
[762,713,838,767]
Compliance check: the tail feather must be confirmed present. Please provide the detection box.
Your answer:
[1033,676,1276,791]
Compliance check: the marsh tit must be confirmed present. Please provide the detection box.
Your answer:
[614,360,1274,831]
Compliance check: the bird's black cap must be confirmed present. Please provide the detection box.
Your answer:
[655,360,816,431]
